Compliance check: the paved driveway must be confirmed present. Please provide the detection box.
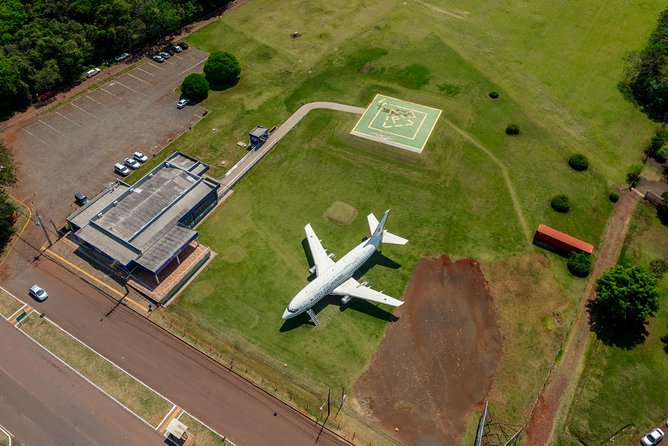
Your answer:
[5,49,208,226]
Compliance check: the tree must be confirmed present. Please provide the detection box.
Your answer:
[595,264,660,322]
[626,163,643,187]
[662,191,668,207]
[181,73,209,101]
[505,123,520,135]
[0,143,16,187]
[203,51,240,88]
[0,190,16,246]
[551,194,570,213]
[568,154,589,171]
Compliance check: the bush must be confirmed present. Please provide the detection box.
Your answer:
[650,258,668,277]
[662,191,668,207]
[488,91,499,99]
[203,51,241,88]
[568,252,592,277]
[626,163,643,187]
[609,192,620,203]
[181,73,209,101]
[505,123,520,135]
[551,194,571,213]
[568,154,589,171]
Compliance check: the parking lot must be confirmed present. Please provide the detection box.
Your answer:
[4,48,208,226]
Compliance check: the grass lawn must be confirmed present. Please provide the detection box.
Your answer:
[0,288,23,319]
[178,413,226,446]
[149,0,667,443]
[554,202,668,445]
[20,314,171,427]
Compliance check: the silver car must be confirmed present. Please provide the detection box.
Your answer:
[124,157,140,169]
[133,151,148,163]
[29,284,48,302]
[641,428,665,446]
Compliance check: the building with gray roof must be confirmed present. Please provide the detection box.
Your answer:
[67,152,219,280]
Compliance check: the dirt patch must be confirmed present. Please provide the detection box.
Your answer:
[354,254,502,445]
[324,201,358,225]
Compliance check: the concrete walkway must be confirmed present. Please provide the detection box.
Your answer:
[220,102,365,190]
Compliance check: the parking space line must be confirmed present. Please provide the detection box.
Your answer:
[171,54,185,61]
[55,111,82,127]
[114,80,147,97]
[100,87,119,98]
[178,59,205,76]
[126,73,152,86]
[85,95,104,106]
[136,67,155,76]
[38,119,61,134]
[149,63,165,71]
[21,128,48,146]
[71,103,96,117]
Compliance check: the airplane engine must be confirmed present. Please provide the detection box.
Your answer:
[341,295,352,305]
[360,281,369,287]
[308,265,316,274]
[328,252,336,260]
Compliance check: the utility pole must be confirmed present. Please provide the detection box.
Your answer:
[35,212,52,247]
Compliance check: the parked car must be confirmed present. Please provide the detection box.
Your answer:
[124,157,140,169]
[177,42,188,50]
[85,67,101,78]
[641,428,665,446]
[176,98,190,109]
[114,163,130,176]
[152,55,164,63]
[114,52,130,62]
[163,47,175,55]
[171,45,182,53]
[29,284,48,302]
[74,191,88,206]
[133,151,148,163]
[159,51,171,59]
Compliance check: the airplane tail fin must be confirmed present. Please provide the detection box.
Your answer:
[367,210,408,245]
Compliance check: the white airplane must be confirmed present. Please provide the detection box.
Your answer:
[282,210,408,326]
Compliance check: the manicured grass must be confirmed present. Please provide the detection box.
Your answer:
[150,0,666,442]
[555,203,668,445]
[0,288,23,319]
[20,314,171,427]
[178,413,226,446]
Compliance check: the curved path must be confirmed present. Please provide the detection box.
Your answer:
[220,102,366,189]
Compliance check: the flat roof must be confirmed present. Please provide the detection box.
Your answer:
[68,152,218,272]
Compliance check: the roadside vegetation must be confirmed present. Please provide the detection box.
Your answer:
[0,287,23,319]
[0,142,17,253]
[20,313,171,427]
[555,202,668,445]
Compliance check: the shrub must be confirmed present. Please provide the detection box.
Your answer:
[626,163,643,187]
[662,191,668,207]
[609,192,620,203]
[181,73,209,101]
[551,194,571,213]
[505,123,520,135]
[649,258,668,277]
[568,154,589,171]
[203,51,241,88]
[568,252,592,277]
[488,91,499,99]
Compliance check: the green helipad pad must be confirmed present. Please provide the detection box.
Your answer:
[351,94,442,153]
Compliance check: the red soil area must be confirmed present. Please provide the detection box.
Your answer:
[355,254,502,446]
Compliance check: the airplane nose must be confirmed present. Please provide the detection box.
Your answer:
[281,308,291,320]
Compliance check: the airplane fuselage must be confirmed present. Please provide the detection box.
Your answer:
[282,234,381,320]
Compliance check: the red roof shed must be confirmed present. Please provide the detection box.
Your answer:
[534,224,593,255]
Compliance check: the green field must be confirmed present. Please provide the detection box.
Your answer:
[152,0,666,443]
[554,203,668,446]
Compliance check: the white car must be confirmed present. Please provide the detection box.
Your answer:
[176,98,190,109]
[124,157,140,169]
[152,55,164,63]
[114,163,130,176]
[133,151,148,163]
[86,68,101,78]
[114,52,129,62]
[29,284,48,302]
[641,428,665,446]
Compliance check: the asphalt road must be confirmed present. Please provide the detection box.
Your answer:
[0,240,350,446]
[0,317,162,446]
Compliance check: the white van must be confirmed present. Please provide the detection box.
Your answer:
[114,163,130,176]
[86,68,101,78]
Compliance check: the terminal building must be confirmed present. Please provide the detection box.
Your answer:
[67,152,220,304]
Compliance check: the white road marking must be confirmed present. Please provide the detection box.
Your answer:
[38,119,61,134]
[100,87,119,98]
[178,59,205,76]
[21,128,48,146]
[0,423,12,446]
[136,67,155,76]
[71,103,96,117]
[7,304,27,321]
[55,111,82,127]
[114,80,146,97]
[156,404,177,430]
[85,95,104,106]
[126,73,151,86]
[150,63,165,71]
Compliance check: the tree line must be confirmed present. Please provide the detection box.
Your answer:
[0,0,231,116]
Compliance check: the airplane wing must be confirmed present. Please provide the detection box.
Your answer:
[331,278,404,307]
[304,224,334,276]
